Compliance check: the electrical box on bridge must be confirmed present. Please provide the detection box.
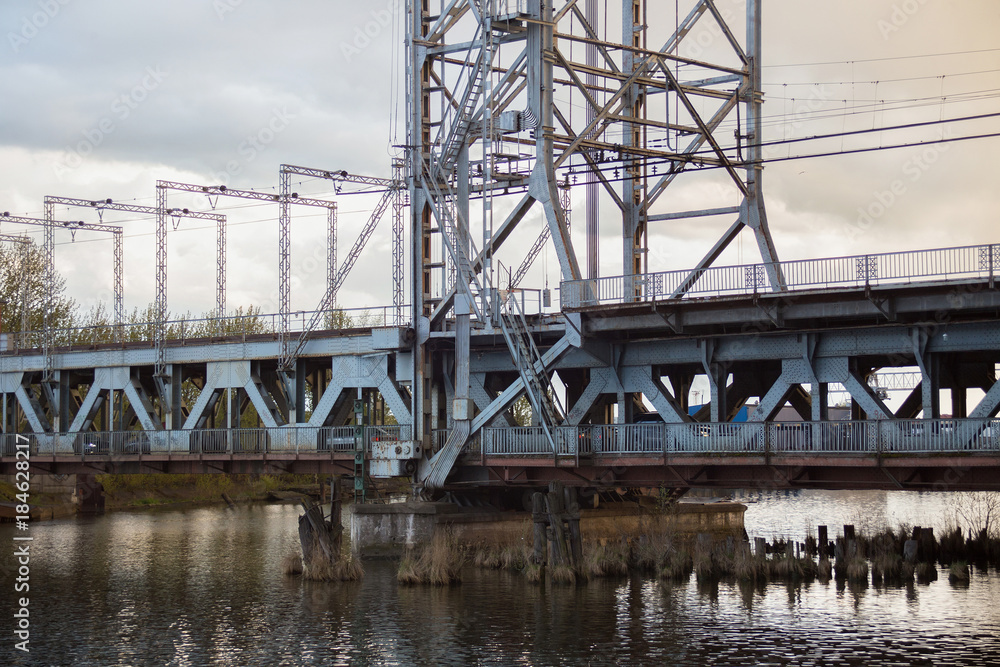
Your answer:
[369,440,420,478]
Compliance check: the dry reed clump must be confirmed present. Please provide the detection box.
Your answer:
[689,533,766,582]
[397,552,421,585]
[817,558,833,580]
[866,528,902,560]
[633,531,670,572]
[582,540,630,578]
[302,551,364,582]
[471,543,531,571]
[282,552,303,576]
[870,555,895,584]
[938,526,966,564]
[768,555,806,581]
[721,543,770,583]
[397,532,464,586]
[846,558,869,584]
[660,550,693,581]
[948,560,970,583]
[524,562,544,584]
[549,563,578,585]
[692,537,717,581]
[916,561,938,583]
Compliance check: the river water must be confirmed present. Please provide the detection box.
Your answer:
[3,490,1000,666]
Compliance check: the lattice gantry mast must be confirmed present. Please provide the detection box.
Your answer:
[406,0,782,488]
[44,196,229,321]
[0,235,32,343]
[0,212,122,428]
[278,164,406,327]
[154,181,334,372]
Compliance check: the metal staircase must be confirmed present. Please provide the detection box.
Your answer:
[497,291,564,455]
[433,1,501,178]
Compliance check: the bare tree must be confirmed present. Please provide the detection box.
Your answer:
[953,492,1000,540]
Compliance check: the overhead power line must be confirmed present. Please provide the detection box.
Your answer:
[764,47,1000,68]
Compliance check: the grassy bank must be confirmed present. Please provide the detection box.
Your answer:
[96,473,322,509]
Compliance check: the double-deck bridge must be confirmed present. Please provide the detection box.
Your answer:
[4,241,1000,492]
[3,1,999,495]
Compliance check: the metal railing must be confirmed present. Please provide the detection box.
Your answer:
[480,419,1000,456]
[0,304,411,354]
[4,419,997,461]
[561,243,1000,308]
[2,424,412,457]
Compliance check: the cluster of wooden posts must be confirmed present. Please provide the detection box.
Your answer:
[531,481,583,572]
[298,480,344,570]
[747,522,948,587]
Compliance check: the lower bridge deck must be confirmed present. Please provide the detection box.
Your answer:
[5,419,999,491]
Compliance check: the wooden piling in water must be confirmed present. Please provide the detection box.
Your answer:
[547,482,570,566]
[920,527,936,563]
[299,496,341,569]
[329,476,343,555]
[755,537,768,558]
[531,492,548,566]
[565,486,583,568]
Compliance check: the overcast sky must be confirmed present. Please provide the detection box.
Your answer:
[0,0,998,322]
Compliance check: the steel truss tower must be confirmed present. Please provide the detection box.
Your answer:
[407,0,781,488]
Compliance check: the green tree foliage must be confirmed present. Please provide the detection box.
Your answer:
[512,395,532,427]
[322,304,383,330]
[0,239,76,339]
[0,237,369,348]
[66,303,275,344]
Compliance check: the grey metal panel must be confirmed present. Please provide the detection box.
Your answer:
[0,333,380,373]
[370,327,407,350]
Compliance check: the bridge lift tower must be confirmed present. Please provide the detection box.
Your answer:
[406,0,781,488]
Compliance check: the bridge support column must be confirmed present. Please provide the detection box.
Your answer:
[52,371,73,432]
[698,363,730,423]
[667,372,693,414]
[811,383,828,421]
[566,369,608,426]
[953,387,968,419]
[915,342,940,419]
[293,359,307,424]
[166,364,183,430]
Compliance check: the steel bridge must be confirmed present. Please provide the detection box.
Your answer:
[3,0,999,494]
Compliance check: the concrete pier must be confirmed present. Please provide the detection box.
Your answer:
[350,500,746,558]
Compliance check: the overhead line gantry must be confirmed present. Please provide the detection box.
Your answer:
[43,195,228,320]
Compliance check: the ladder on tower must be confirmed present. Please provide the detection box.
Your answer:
[437,60,485,176]
[434,2,498,178]
[497,290,564,459]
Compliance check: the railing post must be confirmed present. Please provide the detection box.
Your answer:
[991,244,996,290]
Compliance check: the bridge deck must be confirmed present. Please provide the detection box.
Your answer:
[4,420,999,490]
